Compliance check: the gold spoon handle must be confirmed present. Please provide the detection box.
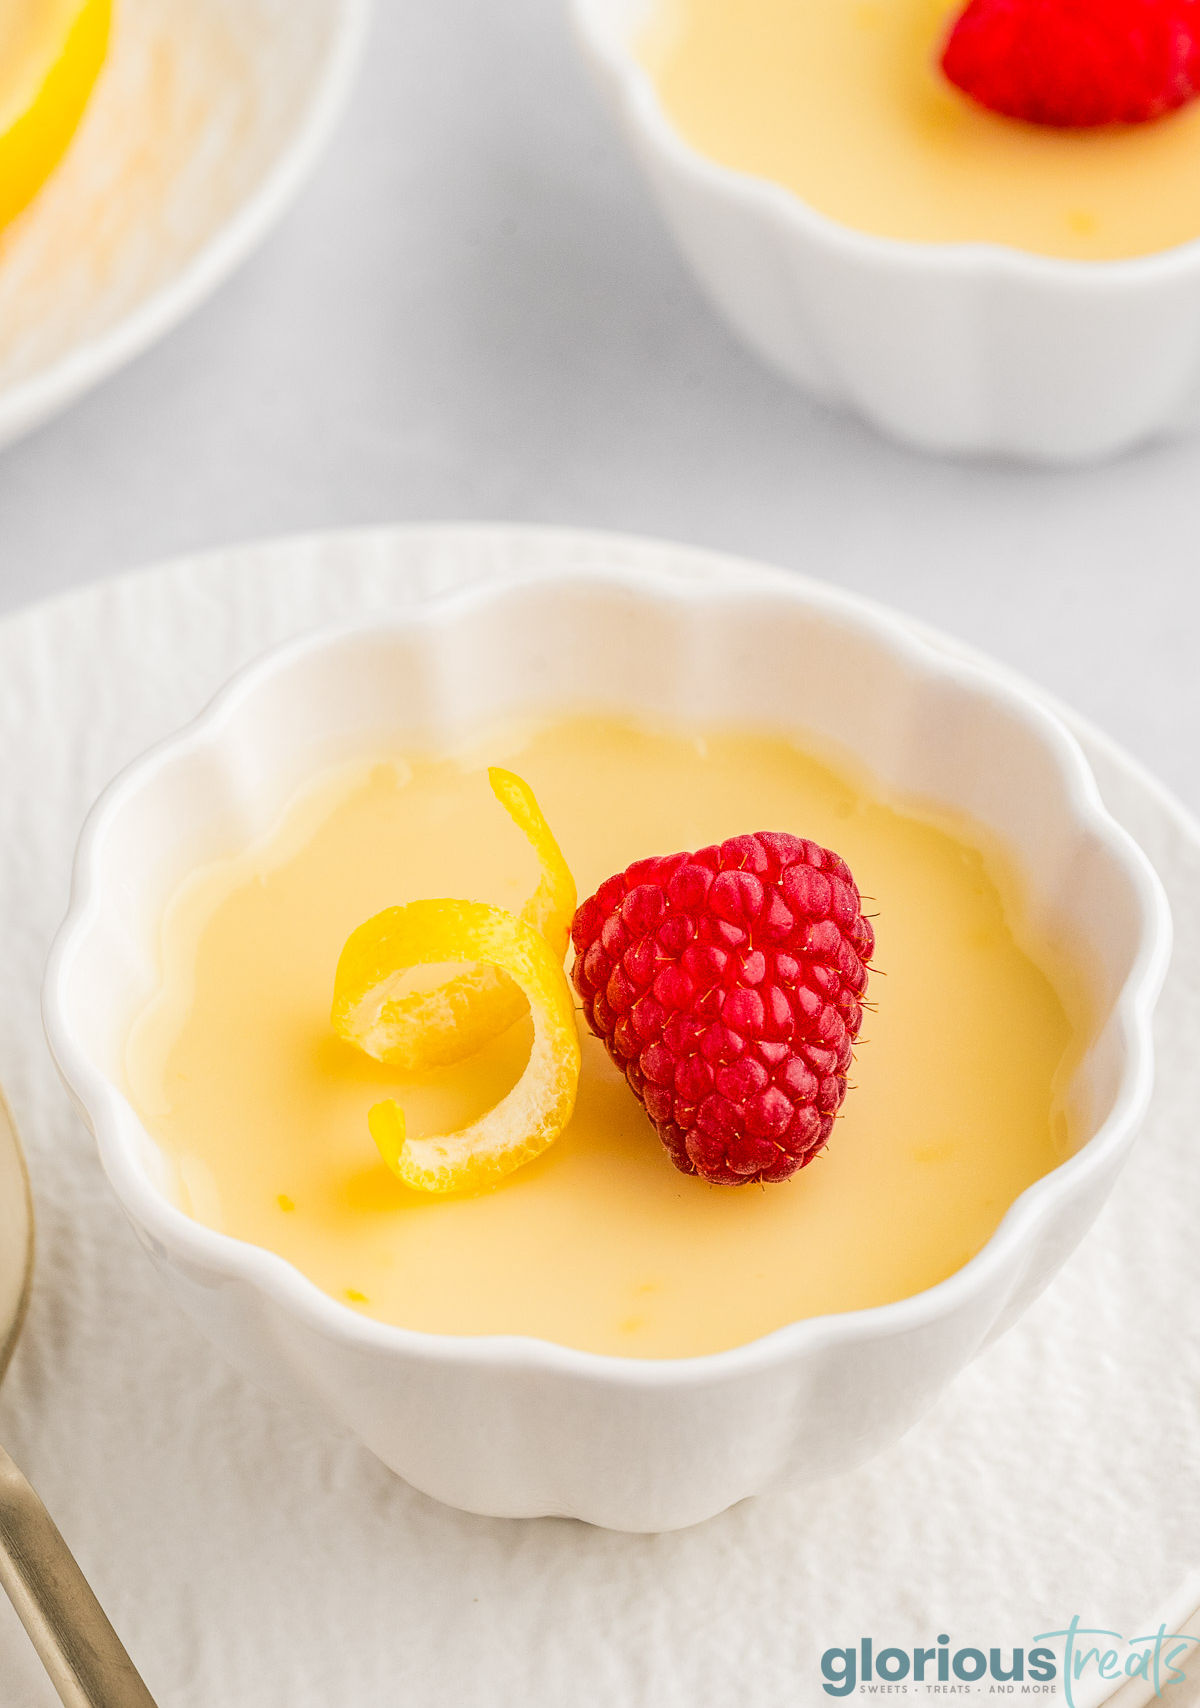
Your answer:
[0,1444,157,1707]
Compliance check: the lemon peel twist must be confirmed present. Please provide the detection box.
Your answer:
[338,898,581,1194]
[0,0,113,235]
[331,767,576,1072]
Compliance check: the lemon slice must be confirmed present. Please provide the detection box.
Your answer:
[332,767,576,1071]
[0,0,112,234]
[340,899,581,1194]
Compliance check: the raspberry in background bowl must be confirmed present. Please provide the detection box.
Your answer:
[573,0,1200,461]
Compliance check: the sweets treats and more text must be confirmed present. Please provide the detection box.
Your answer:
[124,712,1085,1361]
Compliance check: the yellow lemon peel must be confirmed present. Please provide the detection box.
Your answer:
[332,767,575,1071]
[339,898,581,1194]
[0,0,112,235]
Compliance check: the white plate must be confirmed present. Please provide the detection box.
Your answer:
[0,0,369,451]
[0,526,1197,1706]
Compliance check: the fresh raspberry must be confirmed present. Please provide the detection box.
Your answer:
[941,0,1200,127]
[571,834,874,1186]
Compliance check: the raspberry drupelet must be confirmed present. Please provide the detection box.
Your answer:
[570,833,874,1186]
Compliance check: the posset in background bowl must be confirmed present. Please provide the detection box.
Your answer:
[43,568,1169,1531]
[573,0,1200,462]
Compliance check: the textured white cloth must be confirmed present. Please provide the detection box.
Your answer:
[0,529,1197,1708]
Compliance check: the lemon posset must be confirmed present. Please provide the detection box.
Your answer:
[642,0,1200,260]
[124,714,1083,1360]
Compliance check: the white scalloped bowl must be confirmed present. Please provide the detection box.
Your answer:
[573,0,1200,462]
[43,566,1170,1531]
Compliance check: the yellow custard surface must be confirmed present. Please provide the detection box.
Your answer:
[641,0,1200,261]
[125,715,1084,1360]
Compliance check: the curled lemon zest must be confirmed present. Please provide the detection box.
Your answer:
[0,0,112,235]
[338,899,580,1194]
[331,768,576,1071]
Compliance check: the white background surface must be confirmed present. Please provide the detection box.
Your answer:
[0,2,1197,812]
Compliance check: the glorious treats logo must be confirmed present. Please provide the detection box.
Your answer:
[819,1618,1199,1702]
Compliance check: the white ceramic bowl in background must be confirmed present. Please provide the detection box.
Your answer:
[0,0,369,452]
[573,0,1200,463]
[44,567,1169,1531]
